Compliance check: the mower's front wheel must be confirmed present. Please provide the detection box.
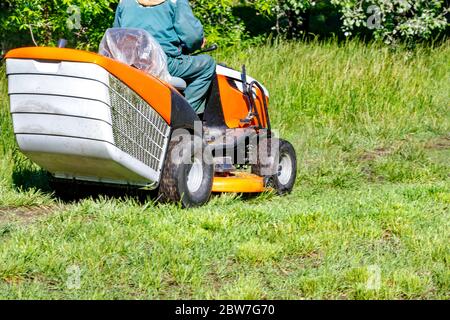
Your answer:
[252,138,297,195]
[158,133,214,208]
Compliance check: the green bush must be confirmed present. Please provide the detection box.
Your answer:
[0,0,245,51]
[1,0,117,50]
[191,0,246,46]
[0,0,448,53]
[249,0,314,38]
[331,0,449,44]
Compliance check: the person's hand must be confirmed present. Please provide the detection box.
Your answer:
[201,38,207,49]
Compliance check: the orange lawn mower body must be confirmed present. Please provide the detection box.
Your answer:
[5,33,297,207]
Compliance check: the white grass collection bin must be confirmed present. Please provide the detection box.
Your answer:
[6,58,171,188]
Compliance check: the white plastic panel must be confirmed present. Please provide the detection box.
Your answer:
[10,95,112,122]
[6,58,110,85]
[12,114,114,144]
[17,135,159,186]
[8,74,110,103]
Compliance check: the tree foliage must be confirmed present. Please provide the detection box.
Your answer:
[331,0,449,44]
[1,0,117,50]
[190,0,245,45]
[249,0,314,38]
[0,0,448,53]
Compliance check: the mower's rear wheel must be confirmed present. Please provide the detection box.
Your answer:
[252,138,297,195]
[158,133,214,208]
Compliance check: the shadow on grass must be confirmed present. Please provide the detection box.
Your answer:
[12,165,157,205]
[50,179,158,204]
[12,166,52,193]
[11,166,267,207]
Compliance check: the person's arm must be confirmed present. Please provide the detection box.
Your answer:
[173,0,204,53]
[113,2,123,27]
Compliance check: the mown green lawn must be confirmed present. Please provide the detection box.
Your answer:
[0,40,449,299]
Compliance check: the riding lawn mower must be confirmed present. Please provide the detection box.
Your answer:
[4,28,297,207]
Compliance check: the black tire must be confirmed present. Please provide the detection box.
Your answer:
[252,138,297,195]
[158,133,214,208]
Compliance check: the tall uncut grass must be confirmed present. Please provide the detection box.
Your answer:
[0,40,449,299]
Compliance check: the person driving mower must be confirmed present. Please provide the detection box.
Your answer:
[113,0,216,114]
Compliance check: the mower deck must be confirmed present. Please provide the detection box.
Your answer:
[212,172,266,193]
